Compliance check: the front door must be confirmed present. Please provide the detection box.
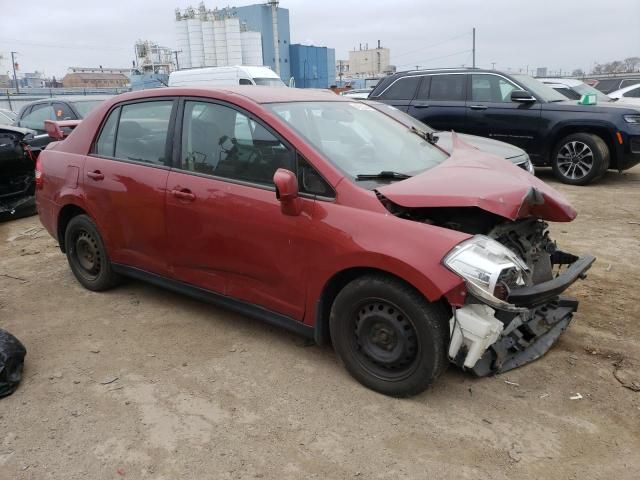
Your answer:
[465,73,543,155]
[84,99,175,275]
[165,99,313,320]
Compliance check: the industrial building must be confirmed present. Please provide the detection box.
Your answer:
[289,44,335,88]
[344,42,392,77]
[62,71,129,88]
[174,2,290,82]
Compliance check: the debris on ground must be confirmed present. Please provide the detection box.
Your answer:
[0,328,26,398]
[613,359,640,392]
[570,393,583,400]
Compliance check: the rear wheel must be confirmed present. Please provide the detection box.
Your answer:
[329,274,449,397]
[64,214,121,291]
[551,133,609,185]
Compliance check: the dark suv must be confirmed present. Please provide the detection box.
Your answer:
[370,69,640,185]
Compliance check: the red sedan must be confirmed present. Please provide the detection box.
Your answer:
[35,87,594,396]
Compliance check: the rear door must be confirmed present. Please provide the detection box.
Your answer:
[408,73,468,131]
[165,98,314,319]
[372,75,421,112]
[85,99,175,275]
[465,73,542,154]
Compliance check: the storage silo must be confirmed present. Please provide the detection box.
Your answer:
[202,19,217,66]
[241,31,263,66]
[213,18,228,66]
[224,17,243,66]
[187,18,204,68]
[175,19,192,69]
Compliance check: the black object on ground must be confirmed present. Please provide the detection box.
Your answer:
[0,328,26,398]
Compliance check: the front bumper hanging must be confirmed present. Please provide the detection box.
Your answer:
[450,252,596,376]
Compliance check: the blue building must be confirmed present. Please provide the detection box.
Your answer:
[234,4,291,82]
[289,44,336,88]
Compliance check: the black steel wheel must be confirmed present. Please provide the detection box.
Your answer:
[551,133,609,185]
[64,214,121,291]
[330,274,449,397]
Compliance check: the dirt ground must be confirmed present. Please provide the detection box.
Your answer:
[1,166,639,480]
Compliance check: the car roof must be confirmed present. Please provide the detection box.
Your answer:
[538,78,583,87]
[609,83,640,96]
[111,86,344,104]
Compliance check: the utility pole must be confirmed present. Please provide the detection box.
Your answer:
[491,62,496,70]
[472,28,476,69]
[172,50,182,70]
[11,51,19,94]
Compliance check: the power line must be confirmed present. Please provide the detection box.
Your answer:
[0,38,131,52]
[392,32,471,61]
[396,49,472,69]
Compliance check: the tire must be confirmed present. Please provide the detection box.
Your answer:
[551,133,610,185]
[64,214,121,291]
[329,274,450,397]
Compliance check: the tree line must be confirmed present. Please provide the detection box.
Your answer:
[572,57,640,77]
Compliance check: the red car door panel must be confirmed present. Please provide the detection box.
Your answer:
[165,171,313,320]
[83,157,170,275]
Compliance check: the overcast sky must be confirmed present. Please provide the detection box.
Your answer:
[1,0,639,79]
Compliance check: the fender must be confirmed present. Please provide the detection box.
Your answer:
[544,119,617,159]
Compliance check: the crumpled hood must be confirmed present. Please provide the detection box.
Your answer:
[377,135,577,222]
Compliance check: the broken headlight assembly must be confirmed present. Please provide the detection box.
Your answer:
[443,235,530,311]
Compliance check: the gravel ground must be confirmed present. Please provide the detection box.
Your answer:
[1,166,639,480]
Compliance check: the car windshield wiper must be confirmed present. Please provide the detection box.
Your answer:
[356,171,412,181]
[409,126,439,144]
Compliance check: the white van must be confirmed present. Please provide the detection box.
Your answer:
[168,66,285,88]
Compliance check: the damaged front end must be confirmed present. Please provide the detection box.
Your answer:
[0,126,43,221]
[377,195,594,376]
[443,229,594,376]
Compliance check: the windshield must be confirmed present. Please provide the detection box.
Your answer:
[71,100,105,117]
[266,101,448,181]
[572,83,611,102]
[253,77,286,87]
[511,74,568,102]
[364,101,437,134]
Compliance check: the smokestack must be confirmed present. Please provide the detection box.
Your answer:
[378,40,381,49]
[268,0,281,76]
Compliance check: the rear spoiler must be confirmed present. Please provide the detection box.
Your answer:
[44,120,81,140]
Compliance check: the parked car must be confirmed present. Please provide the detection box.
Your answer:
[0,125,49,220]
[168,66,286,88]
[369,69,640,185]
[591,77,640,94]
[339,88,373,99]
[608,83,640,106]
[365,100,535,173]
[35,86,595,397]
[538,78,611,103]
[0,108,16,125]
[14,96,109,134]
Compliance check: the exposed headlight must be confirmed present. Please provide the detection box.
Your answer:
[443,235,530,311]
[623,115,640,124]
[514,154,535,175]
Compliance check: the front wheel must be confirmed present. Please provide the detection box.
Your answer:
[329,274,450,397]
[551,133,610,185]
[64,214,121,291]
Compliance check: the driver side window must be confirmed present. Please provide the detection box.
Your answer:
[180,100,294,186]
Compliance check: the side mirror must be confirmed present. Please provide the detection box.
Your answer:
[273,168,302,216]
[511,90,536,103]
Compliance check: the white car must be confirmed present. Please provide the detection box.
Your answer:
[339,88,372,99]
[0,108,16,125]
[608,83,640,106]
[538,78,611,103]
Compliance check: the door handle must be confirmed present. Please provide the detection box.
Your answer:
[413,104,430,109]
[171,188,196,201]
[87,170,104,180]
[469,105,488,110]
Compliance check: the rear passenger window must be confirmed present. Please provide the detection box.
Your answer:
[94,108,119,157]
[429,75,466,101]
[379,77,421,100]
[180,100,294,185]
[52,102,76,120]
[114,101,173,165]
[239,78,253,85]
[92,101,173,165]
